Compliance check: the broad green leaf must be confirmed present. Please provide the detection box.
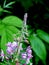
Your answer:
[0,24,4,29]
[6,26,21,37]
[6,28,14,42]
[1,27,14,53]
[1,28,7,53]
[37,29,49,44]
[2,16,23,28]
[29,34,46,63]
[0,16,22,54]
[0,24,4,35]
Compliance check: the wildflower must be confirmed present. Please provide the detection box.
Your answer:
[26,46,32,54]
[7,47,13,55]
[21,52,27,59]
[6,42,12,47]
[11,41,18,50]
[7,41,18,55]
[27,54,33,59]
[26,46,33,64]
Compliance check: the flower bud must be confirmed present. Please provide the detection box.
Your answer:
[26,46,32,54]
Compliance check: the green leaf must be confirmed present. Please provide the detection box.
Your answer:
[37,29,49,44]
[5,1,15,8]
[0,24,4,35]
[6,28,14,42]
[29,34,46,63]
[1,26,14,53]
[6,26,21,37]
[2,16,23,28]
[0,24,4,29]
[1,28,7,53]
[3,10,12,13]
[0,16,23,54]
[3,0,15,8]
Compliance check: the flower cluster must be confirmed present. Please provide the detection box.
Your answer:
[21,46,33,64]
[0,13,33,65]
[6,41,18,55]
[0,43,33,65]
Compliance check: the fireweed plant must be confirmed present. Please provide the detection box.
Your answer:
[0,13,33,65]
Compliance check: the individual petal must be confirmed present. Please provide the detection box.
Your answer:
[6,42,12,47]
[26,46,32,54]
[7,47,13,55]
[11,41,18,49]
[27,54,33,59]
[26,49,32,54]
[26,58,30,64]
[21,52,27,59]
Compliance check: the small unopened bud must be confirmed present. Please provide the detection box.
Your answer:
[13,34,16,41]
[5,56,9,60]
[24,13,28,25]
[24,39,29,44]
[17,37,21,42]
